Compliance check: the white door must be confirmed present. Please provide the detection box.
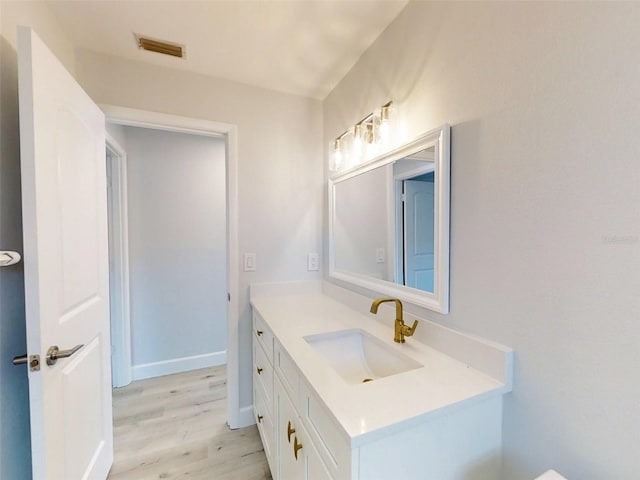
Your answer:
[18,26,113,479]
[404,179,435,292]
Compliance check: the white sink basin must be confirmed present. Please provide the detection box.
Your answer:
[304,329,423,385]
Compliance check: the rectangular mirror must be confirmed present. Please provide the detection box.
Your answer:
[329,125,450,313]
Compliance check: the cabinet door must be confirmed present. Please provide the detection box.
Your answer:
[276,377,335,480]
[276,377,305,480]
[303,428,334,480]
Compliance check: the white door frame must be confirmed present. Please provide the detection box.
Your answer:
[100,105,242,428]
[105,133,132,388]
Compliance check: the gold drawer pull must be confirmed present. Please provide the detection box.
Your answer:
[294,437,303,460]
[256,330,263,336]
[256,367,263,375]
[257,414,263,423]
[287,421,296,443]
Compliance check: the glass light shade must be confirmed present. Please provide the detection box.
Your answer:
[378,102,394,147]
[329,101,396,173]
[352,123,363,163]
[330,139,343,171]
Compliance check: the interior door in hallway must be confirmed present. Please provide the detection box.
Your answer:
[403,178,435,292]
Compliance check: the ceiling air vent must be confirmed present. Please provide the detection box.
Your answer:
[135,34,185,59]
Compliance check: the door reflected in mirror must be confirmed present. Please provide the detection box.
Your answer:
[329,125,450,313]
[333,148,435,293]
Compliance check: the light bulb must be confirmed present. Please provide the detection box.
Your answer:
[353,124,363,160]
[379,119,390,144]
[333,140,342,170]
[379,102,392,145]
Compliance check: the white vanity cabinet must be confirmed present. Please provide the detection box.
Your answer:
[251,293,511,480]
[253,310,335,480]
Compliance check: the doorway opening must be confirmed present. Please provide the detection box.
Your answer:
[107,125,227,385]
[393,148,436,292]
[101,105,244,428]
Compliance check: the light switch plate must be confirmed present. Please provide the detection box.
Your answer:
[308,253,319,271]
[376,248,385,263]
[243,253,256,272]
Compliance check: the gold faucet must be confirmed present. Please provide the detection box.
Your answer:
[369,298,419,343]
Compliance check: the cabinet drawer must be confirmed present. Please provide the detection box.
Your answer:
[253,339,273,404]
[275,341,300,406]
[253,377,275,472]
[253,311,274,360]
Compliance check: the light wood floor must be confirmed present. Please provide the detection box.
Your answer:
[108,366,272,480]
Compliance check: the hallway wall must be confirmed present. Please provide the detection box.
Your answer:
[123,126,227,378]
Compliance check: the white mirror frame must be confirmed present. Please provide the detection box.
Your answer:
[328,124,450,313]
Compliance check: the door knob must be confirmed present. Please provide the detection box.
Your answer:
[46,344,83,366]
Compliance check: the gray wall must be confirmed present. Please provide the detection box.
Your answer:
[323,2,640,479]
[334,165,390,279]
[123,126,227,371]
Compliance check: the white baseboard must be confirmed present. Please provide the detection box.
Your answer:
[132,350,227,381]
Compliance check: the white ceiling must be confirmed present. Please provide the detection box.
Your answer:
[47,0,409,100]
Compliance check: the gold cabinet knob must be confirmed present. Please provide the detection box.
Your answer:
[293,437,303,460]
[256,367,263,375]
[257,414,263,423]
[287,420,296,443]
[256,330,263,336]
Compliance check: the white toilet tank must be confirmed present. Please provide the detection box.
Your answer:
[535,470,567,480]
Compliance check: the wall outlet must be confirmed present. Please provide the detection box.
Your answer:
[307,253,319,271]
[243,253,256,272]
[376,248,385,263]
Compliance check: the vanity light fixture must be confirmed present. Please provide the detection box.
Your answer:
[329,101,395,172]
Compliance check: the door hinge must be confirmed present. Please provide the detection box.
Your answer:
[227,292,231,302]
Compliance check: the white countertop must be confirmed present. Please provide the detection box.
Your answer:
[251,286,513,447]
